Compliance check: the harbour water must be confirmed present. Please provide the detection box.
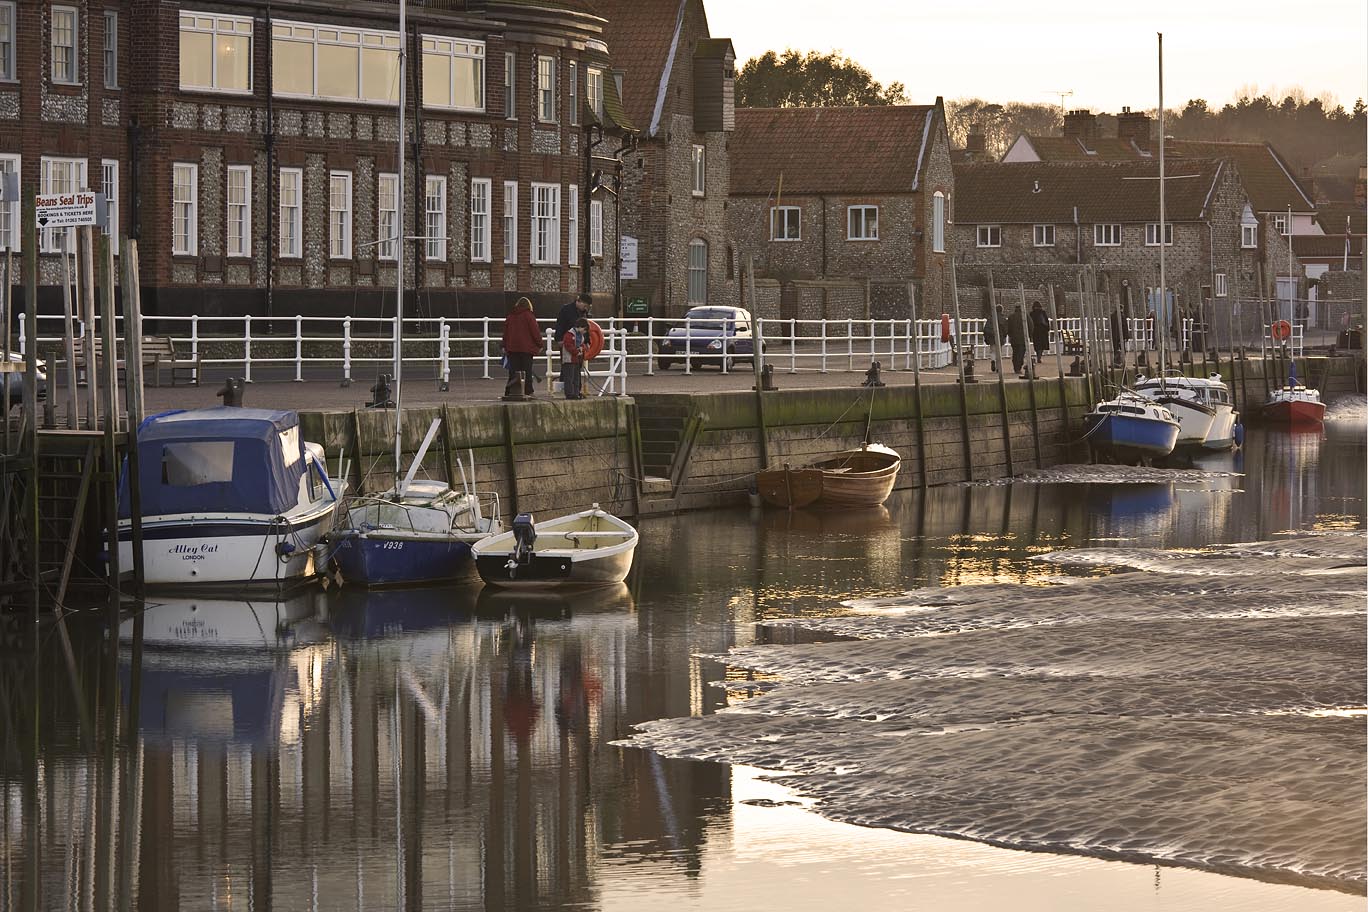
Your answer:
[0,422,1364,911]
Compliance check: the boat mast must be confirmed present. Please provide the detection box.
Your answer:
[393,0,407,494]
[1157,32,1167,393]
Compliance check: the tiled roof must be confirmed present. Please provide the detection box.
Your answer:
[1016,134,1314,213]
[731,105,937,196]
[593,0,686,131]
[953,160,1224,224]
[1291,235,1364,259]
[1314,203,1367,236]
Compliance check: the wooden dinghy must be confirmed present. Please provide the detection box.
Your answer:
[756,444,901,509]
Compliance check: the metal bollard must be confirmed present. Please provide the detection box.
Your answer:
[502,372,529,401]
[367,374,394,409]
[862,361,885,387]
[754,363,777,392]
[217,377,245,407]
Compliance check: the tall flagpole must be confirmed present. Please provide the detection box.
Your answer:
[393,0,407,493]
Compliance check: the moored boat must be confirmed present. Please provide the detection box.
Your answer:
[1261,364,1325,428]
[1082,394,1181,463]
[115,408,345,588]
[1132,373,1216,449]
[472,506,637,589]
[756,444,901,509]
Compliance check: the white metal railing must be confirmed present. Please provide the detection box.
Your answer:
[13,312,1219,385]
[1260,321,1306,357]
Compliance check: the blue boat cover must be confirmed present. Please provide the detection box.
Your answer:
[119,407,306,518]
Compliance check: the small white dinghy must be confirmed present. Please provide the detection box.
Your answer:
[472,505,637,589]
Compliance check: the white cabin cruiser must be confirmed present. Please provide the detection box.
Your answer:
[116,408,345,588]
[1133,372,1239,450]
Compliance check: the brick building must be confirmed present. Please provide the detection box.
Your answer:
[952,158,1262,323]
[1,0,639,320]
[595,0,735,319]
[728,100,956,322]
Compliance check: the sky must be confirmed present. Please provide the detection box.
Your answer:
[708,0,1368,113]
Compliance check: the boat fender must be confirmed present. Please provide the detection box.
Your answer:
[1272,320,1292,342]
[940,313,952,343]
[276,541,296,558]
[584,320,605,360]
[1232,423,1245,448]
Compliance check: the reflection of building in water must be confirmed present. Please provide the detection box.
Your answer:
[0,582,731,911]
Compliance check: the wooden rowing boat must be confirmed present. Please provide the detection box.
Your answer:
[756,445,901,509]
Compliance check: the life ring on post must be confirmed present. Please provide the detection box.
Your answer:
[1271,319,1292,342]
[584,319,605,360]
[940,313,952,343]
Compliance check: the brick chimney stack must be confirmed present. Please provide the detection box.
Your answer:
[965,128,985,159]
[1062,109,1100,147]
[1117,106,1153,151]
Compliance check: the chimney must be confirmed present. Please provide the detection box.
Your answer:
[1062,109,1099,148]
[1116,106,1153,152]
[965,129,985,158]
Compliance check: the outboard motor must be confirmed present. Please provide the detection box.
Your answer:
[506,513,537,572]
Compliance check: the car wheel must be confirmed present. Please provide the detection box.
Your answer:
[658,358,674,370]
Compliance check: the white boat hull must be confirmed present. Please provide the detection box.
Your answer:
[1202,405,1240,450]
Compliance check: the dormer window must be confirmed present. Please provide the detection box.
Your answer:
[1241,223,1257,248]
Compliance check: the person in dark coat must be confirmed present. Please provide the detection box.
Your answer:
[1006,305,1028,374]
[1028,302,1051,364]
[555,293,591,343]
[502,297,545,396]
[987,304,1007,372]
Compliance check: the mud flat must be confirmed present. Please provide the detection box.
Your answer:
[623,532,1368,893]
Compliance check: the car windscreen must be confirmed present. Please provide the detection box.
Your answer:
[682,309,735,329]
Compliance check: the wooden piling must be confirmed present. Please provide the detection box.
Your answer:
[948,261,972,482]
[1047,285,1071,437]
[502,404,519,516]
[1019,283,1042,467]
[79,227,99,432]
[907,280,928,490]
[98,233,121,633]
[22,185,38,617]
[60,250,78,428]
[121,239,146,598]
[988,270,1013,475]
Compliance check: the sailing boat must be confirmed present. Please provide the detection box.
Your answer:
[1261,361,1326,427]
[327,0,502,586]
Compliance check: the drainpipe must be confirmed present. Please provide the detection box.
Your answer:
[264,3,275,325]
[127,118,141,239]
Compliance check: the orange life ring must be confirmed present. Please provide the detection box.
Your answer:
[583,319,605,360]
[940,313,952,343]
[1271,319,1292,342]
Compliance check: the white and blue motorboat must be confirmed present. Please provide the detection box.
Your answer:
[116,408,345,587]
[1083,393,1181,463]
[1134,372,1240,450]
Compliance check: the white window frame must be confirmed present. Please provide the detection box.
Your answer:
[1093,223,1121,246]
[279,167,302,258]
[0,153,19,252]
[537,55,557,123]
[41,156,89,253]
[502,181,517,265]
[1273,214,1289,236]
[377,172,398,260]
[589,199,603,258]
[932,191,945,253]
[270,19,399,105]
[568,62,578,126]
[424,174,447,261]
[770,206,801,241]
[503,53,516,120]
[101,160,119,256]
[687,239,708,305]
[421,36,485,112]
[691,145,706,198]
[1144,222,1174,246]
[530,182,560,265]
[586,67,604,121]
[1033,224,1055,247]
[104,11,119,89]
[0,3,14,83]
[172,162,198,257]
[847,205,878,241]
[976,224,1001,248]
[51,6,79,86]
[180,12,253,94]
[226,165,251,258]
[1214,272,1228,298]
[567,185,579,267]
[470,178,491,263]
[1241,223,1258,248]
[328,170,352,260]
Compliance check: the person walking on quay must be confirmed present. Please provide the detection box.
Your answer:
[502,297,545,397]
[988,303,1008,372]
[1007,305,1028,375]
[1029,301,1051,364]
[561,318,589,400]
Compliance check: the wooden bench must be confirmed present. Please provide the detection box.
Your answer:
[1057,330,1084,355]
[68,335,201,387]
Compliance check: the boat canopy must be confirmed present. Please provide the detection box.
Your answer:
[119,408,306,518]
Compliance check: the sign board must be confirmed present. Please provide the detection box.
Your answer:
[625,296,650,316]
[35,192,99,229]
[619,236,638,280]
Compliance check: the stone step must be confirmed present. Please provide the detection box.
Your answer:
[640,476,672,496]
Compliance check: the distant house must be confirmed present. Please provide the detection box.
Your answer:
[953,158,1264,319]
[728,100,955,322]
[596,0,736,318]
[1003,109,1313,307]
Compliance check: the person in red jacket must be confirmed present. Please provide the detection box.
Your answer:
[501,297,544,397]
[560,317,589,399]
